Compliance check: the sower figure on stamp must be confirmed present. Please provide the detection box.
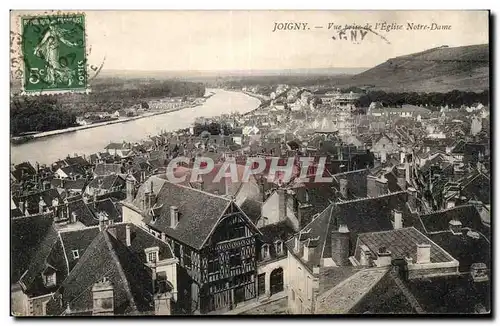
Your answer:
[34,21,77,87]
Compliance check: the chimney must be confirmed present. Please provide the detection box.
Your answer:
[70,211,77,224]
[359,244,372,266]
[375,247,392,267]
[392,209,403,229]
[170,206,179,228]
[19,201,24,215]
[416,244,431,264]
[126,175,135,202]
[303,239,318,262]
[400,151,406,164]
[38,196,45,214]
[407,187,418,212]
[294,235,300,253]
[376,176,388,196]
[126,224,131,247]
[224,171,232,196]
[66,204,70,221]
[396,165,407,190]
[92,278,114,316]
[380,150,387,163]
[331,225,350,266]
[367,175,378,197]
[339,178,348,199]
[277,188,287,221]
[449,219,463,235]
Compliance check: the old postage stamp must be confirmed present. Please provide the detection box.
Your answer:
[20,13,88,94]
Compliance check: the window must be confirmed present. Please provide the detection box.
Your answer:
[275,241,284,256]
[72,250,79,259]
[261,244,270,260]
[291,289,295,301]
[145,246,160,264]
[44,273,56,287]
[148,251,158,263]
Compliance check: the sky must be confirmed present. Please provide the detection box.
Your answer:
[11,10,489,72]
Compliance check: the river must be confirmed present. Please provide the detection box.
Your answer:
[11,89,261,165]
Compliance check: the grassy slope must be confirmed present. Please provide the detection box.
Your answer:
[347,44,489,92]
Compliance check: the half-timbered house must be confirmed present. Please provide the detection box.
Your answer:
[122,176,262,314]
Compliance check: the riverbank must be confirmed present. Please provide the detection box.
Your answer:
[11,102,202,143]
[12,89,261,165]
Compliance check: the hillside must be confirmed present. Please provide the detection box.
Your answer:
[348,44,489,92]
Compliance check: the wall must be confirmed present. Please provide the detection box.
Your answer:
[260,192,280,225]
[29,293,53,316]
[257,256,287,298]
[122,204,145,227]
[287,252,316,314]
[235,178,263,205]
[156,258,179,301]
[11,284,28,316]
[372,137,397,156]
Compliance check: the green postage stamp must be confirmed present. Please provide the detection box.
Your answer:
[20,13,88,94]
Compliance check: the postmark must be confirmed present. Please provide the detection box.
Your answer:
[20,13,89,95]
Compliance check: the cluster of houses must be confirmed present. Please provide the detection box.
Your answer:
[11,85,490,316]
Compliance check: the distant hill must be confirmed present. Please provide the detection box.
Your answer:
[347,44,489,92]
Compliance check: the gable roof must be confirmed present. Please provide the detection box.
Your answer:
[50,230,152,315]
[11,213,54,283]
[145,182,232,249]
[59,227,101,271]
[18,224,67,297]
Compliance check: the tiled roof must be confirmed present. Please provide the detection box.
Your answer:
[357,227,455,264]
[287,191,410,271]
[11,213,54,283]
[49,230,153,315]
[59,164,86,177]
[19,225,67,297]
[87,198,122,225]
[87,174,125,191]
[419,205,487,235]
[239,198,262,224]
[332,169,369,199]
[13,188,62,215]
[131,175,167,210]
[315,268,389,314]
[405,274,490,313]
[335,192,409,254]
[145,182,232,249]
[459,172,490,205]
[93,163,124,176]
[112,223,174,263]
[428,231,491,272]
[259,219,296,243]
[59,226,101,271]
[64,156,90,167]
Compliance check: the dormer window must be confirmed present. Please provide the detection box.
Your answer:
[42,264,57,288]
[275,241,284,256]
[145,246,160,264]
[44,273,56,287]
[72,249,80,259]
[261,244,270,260]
